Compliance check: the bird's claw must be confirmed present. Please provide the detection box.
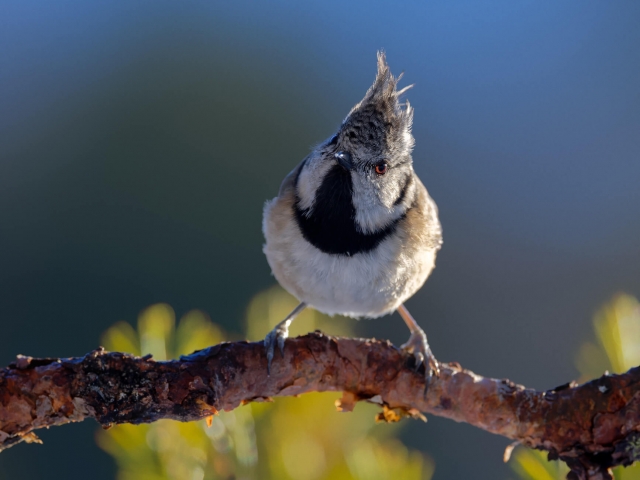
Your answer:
[401,329,440,382]
[264,321,290,375]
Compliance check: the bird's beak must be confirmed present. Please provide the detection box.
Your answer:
[334,151,353,171]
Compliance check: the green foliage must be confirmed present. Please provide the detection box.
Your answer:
[575,294,640,380]
[511,448,569,480]
[511,294,640,480]
[97,286,434,480]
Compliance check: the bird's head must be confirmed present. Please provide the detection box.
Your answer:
[294,52,417,255]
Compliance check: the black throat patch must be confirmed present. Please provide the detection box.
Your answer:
[293,165,401,256]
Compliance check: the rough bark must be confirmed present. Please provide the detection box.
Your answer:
[1,332,639,479]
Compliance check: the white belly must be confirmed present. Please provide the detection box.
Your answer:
[262,198,436,318]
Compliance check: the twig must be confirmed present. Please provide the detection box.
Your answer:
[1,332,639,479]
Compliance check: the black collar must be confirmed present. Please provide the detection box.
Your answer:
[293,165,402,256]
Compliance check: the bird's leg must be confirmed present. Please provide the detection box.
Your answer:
[264,302,307,374]
[398,304,440,379]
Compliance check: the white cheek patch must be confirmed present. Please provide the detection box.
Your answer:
[296,156,334,212]
[351,172,410,234]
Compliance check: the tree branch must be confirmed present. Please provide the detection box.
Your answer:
[1,333,639,479]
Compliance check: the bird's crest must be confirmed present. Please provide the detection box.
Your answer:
[339,52,414,158]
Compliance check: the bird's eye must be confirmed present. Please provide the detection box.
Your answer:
[374,162,388,175]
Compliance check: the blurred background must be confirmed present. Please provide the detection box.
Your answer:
[1,1,639,478]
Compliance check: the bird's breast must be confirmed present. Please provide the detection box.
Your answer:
[263,193,436,318]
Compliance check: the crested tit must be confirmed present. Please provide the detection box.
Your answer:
[262,52,442,379]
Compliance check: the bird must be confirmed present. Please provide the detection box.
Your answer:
[262,52,442,380]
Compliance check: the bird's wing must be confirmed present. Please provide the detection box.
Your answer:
[278,157,307,198]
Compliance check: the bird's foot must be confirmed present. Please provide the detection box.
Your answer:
[263,302,307,375]
[401,328,440,381]
[264,320,290,375]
